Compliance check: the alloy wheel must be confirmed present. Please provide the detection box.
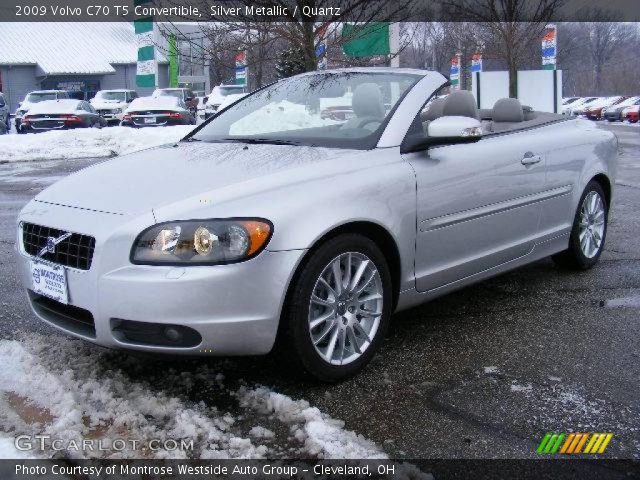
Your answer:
[579,190,606,258]
[308,252,383,365]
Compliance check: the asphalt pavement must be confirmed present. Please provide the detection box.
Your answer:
[0,123,638,459]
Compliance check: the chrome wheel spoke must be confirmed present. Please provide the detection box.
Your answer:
[358,308,382,319]
[310,310,335,330]
[331,259,343,296]
[358,292,383,303]
[311,294,334,307]
[352,321,372,343]
[346,326,361,355]
[323,327,340,361]
[314,319,337,345]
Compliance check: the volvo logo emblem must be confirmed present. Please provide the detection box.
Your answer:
[38,232,72,257]
[46,237,56,253]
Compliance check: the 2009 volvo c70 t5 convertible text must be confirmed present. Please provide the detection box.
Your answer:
[16,69,617,381]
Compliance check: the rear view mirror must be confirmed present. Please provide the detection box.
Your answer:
[401,116,482,154]
[428,116,482,140]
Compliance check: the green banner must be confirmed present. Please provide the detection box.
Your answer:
[168,33,179,88]
[342,23,390,57]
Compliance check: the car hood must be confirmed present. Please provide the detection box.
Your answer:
[34,141,359,216]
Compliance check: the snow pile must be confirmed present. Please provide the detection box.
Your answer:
[229,101,340,135]
[0,334,383,460]
[237,387,386,459]
[0,126,193,163]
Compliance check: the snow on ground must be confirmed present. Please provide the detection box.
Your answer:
[0,126,193,163]
[0,334,385,460]
[0,434,36,459]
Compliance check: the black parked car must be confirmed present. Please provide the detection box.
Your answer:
[21,99,106,132]
[121,96,195,127]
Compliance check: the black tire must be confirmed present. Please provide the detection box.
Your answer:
[277,234,393,382]
[552,180,608,270]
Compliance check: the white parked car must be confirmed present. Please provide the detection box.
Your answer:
[205,85,248,119]
[91,90,138,124]
[15,90,70,132]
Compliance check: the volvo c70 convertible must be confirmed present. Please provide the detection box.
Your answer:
[16,68,617,381]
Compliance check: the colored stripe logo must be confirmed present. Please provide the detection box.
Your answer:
[537,432,612,454]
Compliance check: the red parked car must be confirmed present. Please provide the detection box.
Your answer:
[625,105,639,123]
[585,96,626,120]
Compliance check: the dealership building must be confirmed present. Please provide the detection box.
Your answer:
[0,22,210,111]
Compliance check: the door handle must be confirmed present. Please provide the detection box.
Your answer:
[521,152,542,166]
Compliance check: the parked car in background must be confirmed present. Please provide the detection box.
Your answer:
[562,97,580,106]
[0,93,10,130]
[21,99,106,132]
[121,96,195,127]
[602,96,640,122]
[561,97,593,115]
[565,97,599,116]
[15,68,617,381]
[205,84,248,119]
[152,88,197,114]
[624,105,639,123]
[15,90,70,133]
[91,89,138,125]
[585,96,625,120]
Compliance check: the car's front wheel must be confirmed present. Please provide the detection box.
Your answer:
[279,234,392,382]
[553,180,608,269]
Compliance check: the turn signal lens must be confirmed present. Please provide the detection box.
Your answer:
[241,220,272,255]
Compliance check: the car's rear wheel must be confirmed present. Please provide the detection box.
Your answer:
[278,234,392,382]
[553,181,608,270]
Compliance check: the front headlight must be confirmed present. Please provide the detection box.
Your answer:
[131,219,272,265]
[113,108,122,114]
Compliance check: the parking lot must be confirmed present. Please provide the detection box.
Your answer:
[0,123,638,460]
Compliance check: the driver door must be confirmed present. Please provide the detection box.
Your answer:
[402,123,547,292]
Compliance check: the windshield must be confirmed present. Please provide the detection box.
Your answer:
[25,93,58,103]
[157,90,184,99]
[95,91,127,102]
[218,86,246,97]
[193,72,420,149]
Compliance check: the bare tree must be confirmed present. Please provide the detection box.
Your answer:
[586,20,630,93]
[440,0,564,96]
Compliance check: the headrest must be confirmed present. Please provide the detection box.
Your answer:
[442,91,479,119]
[492,98,524,122]
[352,83,385,119]
[421,97,446,121]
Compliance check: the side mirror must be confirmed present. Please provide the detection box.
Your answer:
[401,116,482,153]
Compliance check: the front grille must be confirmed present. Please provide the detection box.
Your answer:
[22,222,96,270]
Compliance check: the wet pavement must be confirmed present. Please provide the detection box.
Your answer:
[0,124,638,459]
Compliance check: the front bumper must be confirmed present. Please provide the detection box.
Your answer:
[16,201,305,355]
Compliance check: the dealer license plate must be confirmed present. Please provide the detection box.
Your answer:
[144,117,156,124]
[30,260,68,304]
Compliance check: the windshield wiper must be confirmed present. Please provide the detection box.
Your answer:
[221,138,301,146]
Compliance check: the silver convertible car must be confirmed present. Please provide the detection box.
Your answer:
[16,68,617,381]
